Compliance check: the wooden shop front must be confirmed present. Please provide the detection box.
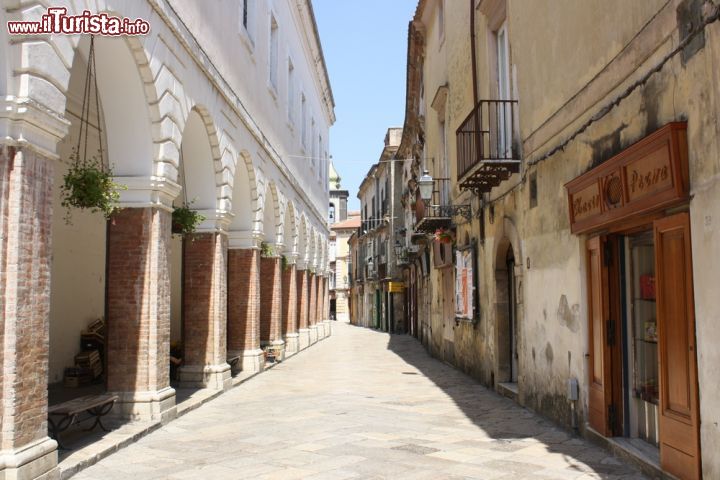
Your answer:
[565,122,700,480]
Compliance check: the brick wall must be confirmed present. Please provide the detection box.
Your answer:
[0,147,53,450]
[182,232,227,366]
[317,276,325,322]
[324,278,331,320]
[308,273,317,326]
[106,207,171,394]
[296,269,308,329]
[227,248,260,353]
[260,256,282,343]
[282,263,297,336]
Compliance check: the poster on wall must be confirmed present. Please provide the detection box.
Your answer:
[455,248,474,320]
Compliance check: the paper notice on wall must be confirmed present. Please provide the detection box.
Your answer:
[455,248,474,320]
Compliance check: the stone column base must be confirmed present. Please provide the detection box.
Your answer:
[228,349,265,375]
[309,325,319,344]
[298,328,311,350]
[178,363,231,391]
[324,320,333,337]
[109,386,177,423]
[317,321,326,340]
[285,333,300,355]
[0,437,59,480]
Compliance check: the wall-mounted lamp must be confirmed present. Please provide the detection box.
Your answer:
[416,169,472,220]
[418,170,434,205]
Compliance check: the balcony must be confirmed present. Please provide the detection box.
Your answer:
[456,99,520,193]
[414,178,471,233]
[357,217,387,237]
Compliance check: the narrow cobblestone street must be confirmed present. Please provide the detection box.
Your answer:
[74,324,647,480]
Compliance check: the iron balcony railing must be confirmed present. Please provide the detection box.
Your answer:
[414,178,455,233]
[456,100,520,192]
[415,178,450,223]
[357,217,387,237]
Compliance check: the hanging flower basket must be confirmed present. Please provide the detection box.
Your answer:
[61,151,125,223]
[172,203,205,236]
[434,227,455,244]
[260,241,275,258]
[61,36,126,223]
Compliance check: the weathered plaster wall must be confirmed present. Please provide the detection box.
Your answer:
[417,1,720,476]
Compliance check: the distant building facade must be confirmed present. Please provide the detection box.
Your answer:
[327,162,357,322]
[349,128,406,332]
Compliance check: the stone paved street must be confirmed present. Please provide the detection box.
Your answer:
[73,324,647,479]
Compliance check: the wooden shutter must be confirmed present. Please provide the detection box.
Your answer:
[654,212,701,480]
[586,236,613,436]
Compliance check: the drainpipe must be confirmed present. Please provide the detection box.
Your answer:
[470,0,485,243]
[470,0,479,107]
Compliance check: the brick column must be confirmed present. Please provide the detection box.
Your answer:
[323,275,332,337]
[178,232,231,390]
[106,206,177,420]
[260,254,284,356]
[296,268,310,350]
[0,147,59,479]
[308,272,318,344]
[282,259,299,354]
[316,275,326,340]
[227,243,263,374]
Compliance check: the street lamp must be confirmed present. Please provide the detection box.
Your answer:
[417,169,434,205]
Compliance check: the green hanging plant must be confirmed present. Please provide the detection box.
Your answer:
[61,150,126,224]
[282,254,290,271]
[260,241,274,257]
[61,36,126,224]
[172,202,205,236]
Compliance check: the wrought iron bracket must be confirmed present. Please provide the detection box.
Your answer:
[433,204,472,220]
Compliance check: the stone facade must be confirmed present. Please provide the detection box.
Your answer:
[384,1,720,479]
[0,1,333,478]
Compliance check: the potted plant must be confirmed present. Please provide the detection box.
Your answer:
[260,241,274,257]
[434,227,455,244]
[60,149,126,223]
[172,202,205,236]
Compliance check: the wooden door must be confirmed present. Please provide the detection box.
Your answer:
[654,212,701,480]
[586,236,613,436]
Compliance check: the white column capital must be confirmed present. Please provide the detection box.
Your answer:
[194,209,233,233]
[228,230,264,249]
[0,96,70,159]
[117,176,182,212]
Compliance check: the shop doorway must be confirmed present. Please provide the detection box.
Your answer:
[586,213,700,479]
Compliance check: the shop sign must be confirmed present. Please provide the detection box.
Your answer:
[388,282,405,293]
[565,123,688,234]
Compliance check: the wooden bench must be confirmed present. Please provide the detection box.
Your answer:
[48,394,118,449]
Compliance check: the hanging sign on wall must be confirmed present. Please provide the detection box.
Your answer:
[565,122,689,234]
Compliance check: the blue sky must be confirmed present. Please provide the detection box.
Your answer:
[313,0,418,210]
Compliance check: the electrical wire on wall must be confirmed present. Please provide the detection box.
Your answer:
[483,1,720,208]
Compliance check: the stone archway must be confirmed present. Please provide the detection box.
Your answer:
[175,105,230,391]
[46,34,172,430]
[493,217,523,395]
[226,150,263,374]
